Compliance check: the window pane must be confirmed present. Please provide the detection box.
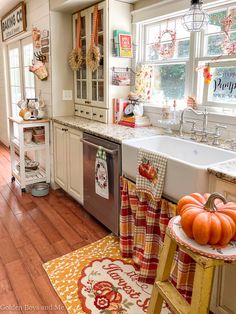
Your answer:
[82,81,87,99]
[145,18,190,61]
[23,44,33,66]
[146,44,159,61]
[10,68,21,86]
[11,86,21,104]
[98,81,104,101]
[208,66,236,104]
[9,48,19,67]
[177,40,190,58]
[206,34,225,56]
[230,8,236,29]
[24,68,34,88]
[152,64,186,102]
[92,81,97,100]
[205,10,227,34]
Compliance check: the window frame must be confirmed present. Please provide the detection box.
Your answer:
[138,1,236,110]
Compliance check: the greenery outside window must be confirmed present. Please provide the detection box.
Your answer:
[143,18,190,104]
[139,2,236,110]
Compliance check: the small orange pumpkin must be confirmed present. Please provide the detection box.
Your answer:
[177,192,236,246]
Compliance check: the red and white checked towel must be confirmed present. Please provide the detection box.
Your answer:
[136,149,167,202]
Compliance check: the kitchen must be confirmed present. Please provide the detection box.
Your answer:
[0,0,236,313]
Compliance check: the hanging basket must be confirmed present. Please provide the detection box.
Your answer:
[87,5,101,72]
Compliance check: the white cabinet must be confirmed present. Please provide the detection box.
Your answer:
[73,0,132,123]
[209,174,236,314]
[54,123,83,204]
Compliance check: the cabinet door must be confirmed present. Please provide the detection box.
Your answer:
[54,123,67,190]
[209,176,236,314]
[74,10,89,105]
[67,127,83,204]
[88,2,107,108]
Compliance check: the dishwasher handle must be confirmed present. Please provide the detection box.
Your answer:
[81,138,118,156]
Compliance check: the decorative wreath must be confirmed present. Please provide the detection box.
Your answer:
[221,14,236,55]
[87,5,101,72]
[69,13,83,71]
[154,29,176,59]
[86,46,101,72]
[68,48,83,71]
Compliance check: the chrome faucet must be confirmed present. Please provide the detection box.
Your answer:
[179,107,209,142]
[179,108,204,136]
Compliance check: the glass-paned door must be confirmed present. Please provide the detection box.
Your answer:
[90,5,105,106]
[8,42,22,121]
[8,37,35,137]
[22,37,35,98]
[75,11,88,104]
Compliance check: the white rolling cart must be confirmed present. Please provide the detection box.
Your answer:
[8,117,50,192]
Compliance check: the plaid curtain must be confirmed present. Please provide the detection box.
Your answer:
[120,177,195,302]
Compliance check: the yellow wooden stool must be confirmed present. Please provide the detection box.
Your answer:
[147,216,236,314]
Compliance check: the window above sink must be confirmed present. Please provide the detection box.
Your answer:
[135,1,236,113]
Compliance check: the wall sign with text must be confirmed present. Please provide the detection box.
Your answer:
[1,2,26,41]
[203,62,236,108]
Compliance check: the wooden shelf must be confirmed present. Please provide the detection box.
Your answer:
[11,138,46,151]
[13,168,47,185]
[8,117,50,124]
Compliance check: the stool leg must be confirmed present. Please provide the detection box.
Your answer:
[147,232,177,314]
[190,262,215,314]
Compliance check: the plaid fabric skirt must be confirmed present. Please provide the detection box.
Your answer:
[120,177,196,302]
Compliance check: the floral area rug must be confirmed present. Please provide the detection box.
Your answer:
[43,234,171,314]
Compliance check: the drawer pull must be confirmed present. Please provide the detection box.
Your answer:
[85,100,91,104]
[80,110,84,113]
[93,113,97,116]
[86,112,90,114]
[99,115,104,118]
[75,109,78,112]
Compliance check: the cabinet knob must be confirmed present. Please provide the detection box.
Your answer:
[75,109,78,112]
[86,112,90,115]
[99,115,103,118]
[80,110,84,113]
[85,100,91,104]
[93,113,97,116]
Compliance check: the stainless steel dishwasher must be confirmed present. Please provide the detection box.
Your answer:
[81,133,121,235]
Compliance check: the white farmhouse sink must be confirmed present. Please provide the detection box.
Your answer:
[122,136,236,202]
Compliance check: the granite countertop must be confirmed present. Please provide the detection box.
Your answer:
[53,116,163,143]
[53,116,236,184]
[208,159,236,184]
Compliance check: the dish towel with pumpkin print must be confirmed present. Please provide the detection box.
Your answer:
[95,146,109,199]
[136,148,168,201]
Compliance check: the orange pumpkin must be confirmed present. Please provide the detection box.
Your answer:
[177,192,236,246]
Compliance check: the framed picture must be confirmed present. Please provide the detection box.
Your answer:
[203,61,236,108]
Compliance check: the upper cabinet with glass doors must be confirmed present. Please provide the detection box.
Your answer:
[73,0,132,123]
[73,2,106,108]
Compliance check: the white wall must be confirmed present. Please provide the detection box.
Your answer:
[50,11,74,117]
[0,0,51,145]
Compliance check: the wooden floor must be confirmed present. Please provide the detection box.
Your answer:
[0,143,109,313]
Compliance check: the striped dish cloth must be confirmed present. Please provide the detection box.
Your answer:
[136,149,167,202]
[120,177,195,302]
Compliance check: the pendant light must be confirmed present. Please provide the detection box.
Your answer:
[182,0,209,32]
